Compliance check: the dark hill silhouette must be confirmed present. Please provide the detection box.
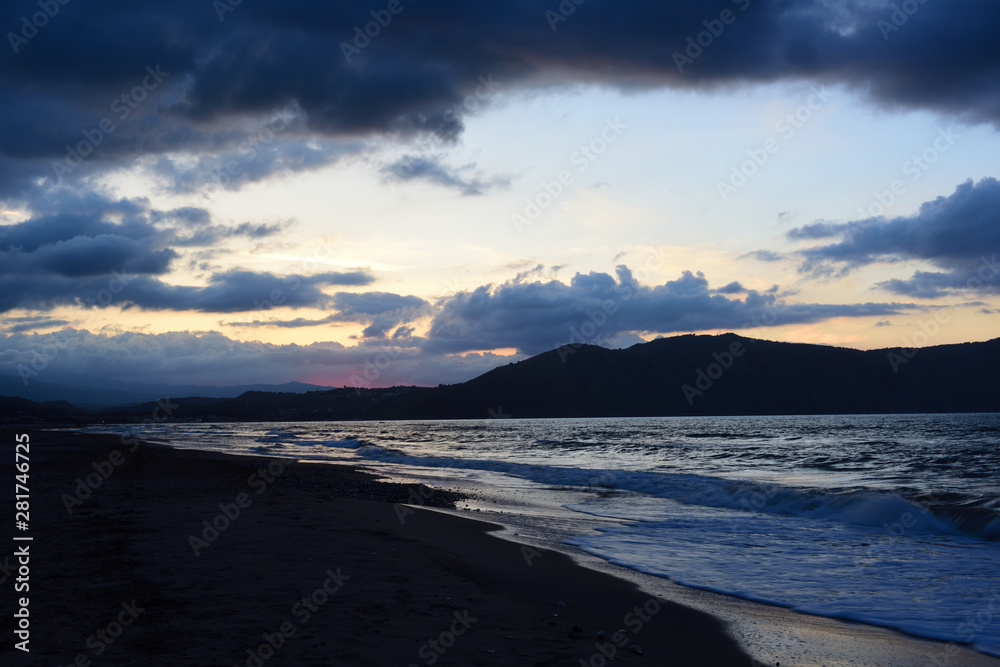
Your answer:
[4,334,998,423]
[0,395,87,424]
[380,333,1000,418]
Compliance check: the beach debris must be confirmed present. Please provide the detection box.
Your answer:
[555,601,567,608]
[596,630,607,640]
[629,644,643,655]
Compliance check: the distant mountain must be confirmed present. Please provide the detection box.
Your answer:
[89,386,426,423]
[0,395,86,424]
[386,333,1000,418]
[5,334,999,423]
[0,373,332,408]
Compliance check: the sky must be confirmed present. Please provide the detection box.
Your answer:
[0,0,998,389]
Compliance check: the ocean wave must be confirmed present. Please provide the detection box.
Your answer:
[300,438,363,448]
[350,446,999,540]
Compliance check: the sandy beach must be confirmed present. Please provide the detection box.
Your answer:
[2,428,997,666]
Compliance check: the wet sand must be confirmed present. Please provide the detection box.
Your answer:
[1,428,996,666]
[1,428,744,666]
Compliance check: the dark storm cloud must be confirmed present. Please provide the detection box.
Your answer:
[0,189,369,313]
[1,0,999,196]
[1,213,155,252]
[0,190,284,274]
[117,270,375,313]
[222,291,431,337]
[167,220,289,247]
[0,269,374,314]
[381,155,509,196]
[150,138,364,195]
[330,291,431,338]
[330,292,429,317]
[5,235,177,278]
[715,281,746,294]
[422,265,917,355]
[168,0,1000,130]
[0,315,70,334]
[789,178,1000,296]
[0,191,172,281]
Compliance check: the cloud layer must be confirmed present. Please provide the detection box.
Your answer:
[790,178,1000,297]
[1,0,999,196]
[0,189,372,313]
[423,265,917,354]
[0,328,507,388]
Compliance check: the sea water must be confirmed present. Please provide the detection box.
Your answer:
[81,413,1000,657]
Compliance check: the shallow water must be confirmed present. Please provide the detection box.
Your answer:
[81,413,1000,657]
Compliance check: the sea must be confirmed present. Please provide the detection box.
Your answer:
[79,413,1000,658]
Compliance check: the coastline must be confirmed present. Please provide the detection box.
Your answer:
[1,428,744,666]
[2,427,996,666]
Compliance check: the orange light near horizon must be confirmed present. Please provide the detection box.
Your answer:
[485,347,519,356]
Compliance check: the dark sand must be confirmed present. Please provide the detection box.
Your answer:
[2,428,998,666]
[0,428,746,666]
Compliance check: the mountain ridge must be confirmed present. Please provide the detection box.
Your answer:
[2,333,998,423]
[0,373,332,408]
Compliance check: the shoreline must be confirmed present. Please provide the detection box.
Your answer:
[417,481,1000,667]
[2,427,997,666]
[2,428,744,666]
